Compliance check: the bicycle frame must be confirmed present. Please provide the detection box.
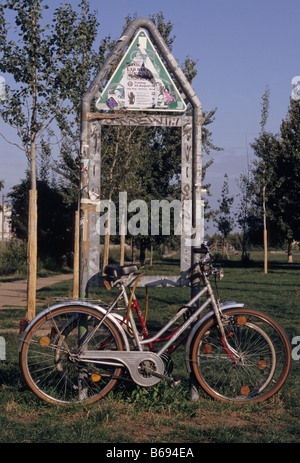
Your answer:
[78,262,244,372]
[117,277,245,373]
[122,283,212,356]
[18,246,291,403]
[19,255,245,388]
[118,263,243,353]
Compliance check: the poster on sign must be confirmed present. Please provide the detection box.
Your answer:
[96,29,186,112]
[124,61,158,109]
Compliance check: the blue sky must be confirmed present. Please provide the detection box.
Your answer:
[1,0,299,233]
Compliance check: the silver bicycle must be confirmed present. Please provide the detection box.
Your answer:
[19,243,291,404]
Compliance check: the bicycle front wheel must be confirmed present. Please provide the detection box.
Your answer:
[190,308,291,403]
[19,306,124,404]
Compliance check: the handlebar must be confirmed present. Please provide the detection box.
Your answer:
[192,243,210,255]
[193,242,224,280]
[193,243,212,265]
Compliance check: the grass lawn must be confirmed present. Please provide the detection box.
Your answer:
[0,251,299,444]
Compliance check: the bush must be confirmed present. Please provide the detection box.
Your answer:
[0,240,27,276]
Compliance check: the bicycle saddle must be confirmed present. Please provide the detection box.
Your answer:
[104,264,139,279]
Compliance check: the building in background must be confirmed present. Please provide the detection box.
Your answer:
[0,203,12,242]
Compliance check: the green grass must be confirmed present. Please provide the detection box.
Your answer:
[0,251,299,443]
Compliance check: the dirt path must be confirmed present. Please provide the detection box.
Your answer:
[0,274,73,309]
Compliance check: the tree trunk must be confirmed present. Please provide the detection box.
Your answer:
[263,185,268,274]
[26,59,38,320]
[263,228,268,272]
[287,239,293,263]
[140,238,146,266]
[26,189,37,321]
[102,217,110,272]
[1,194,4,246]
[73,209,80,298]
[120,233,125,266]
[150,244,153,266]
[131,238,136,263]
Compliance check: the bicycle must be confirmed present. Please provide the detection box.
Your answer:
[18,243,291,405]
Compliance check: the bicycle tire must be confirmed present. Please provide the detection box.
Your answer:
[190,308,291,403]
[19,305,124,404]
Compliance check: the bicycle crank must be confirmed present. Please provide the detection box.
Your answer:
[142,364,181,388]
[79,350,166,387]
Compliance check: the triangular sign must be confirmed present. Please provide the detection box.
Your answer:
[96,29,187,112]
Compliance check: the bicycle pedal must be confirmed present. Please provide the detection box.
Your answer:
[168,376,181,388]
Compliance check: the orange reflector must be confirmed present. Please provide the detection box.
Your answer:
[258,359,267,370]
[91,372,101,382]
[240,386,251,395]
[39,336,50,346]
[237,316,247,326]
[202,344,212,354]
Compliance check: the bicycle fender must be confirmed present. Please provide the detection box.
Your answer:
[18,301,130,352]
[184,302,244,374]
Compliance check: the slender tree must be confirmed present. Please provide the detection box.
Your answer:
[214,173,234,257]
[0,0,100,319]
[249,92,300,262]
[250,87,276,273]
[236,173,251,260]
[261,88,270,273]
[0,180,4,246]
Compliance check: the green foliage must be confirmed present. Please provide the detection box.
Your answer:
[0,240,27,275]
[8,174,77,266]
[240,91,300,253]
[270,99,300,243]
[0,0,108,174]
[260,85,270,132]
[252,103,300,247]
[213,173,234,240]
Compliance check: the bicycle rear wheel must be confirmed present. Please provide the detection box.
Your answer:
[190,308,291,403]
[19,306,124,404]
